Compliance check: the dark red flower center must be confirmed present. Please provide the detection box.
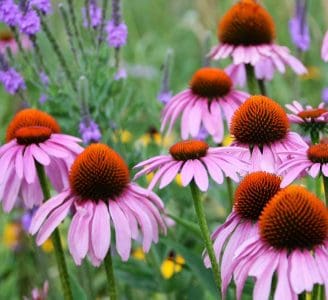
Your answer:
[0,30,14,42]
[169,140,209,161]
[297,108,328,120]
[69,144,130,201]
[307,144,328,164]
[234,172,281,221]
[259,186,328,250]
[190,68,232,98]
[230,95,289,146]
[6,108,61,145]
[218,0,275,46]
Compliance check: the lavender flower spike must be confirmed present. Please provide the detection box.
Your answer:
[0,0,21,26]
[19,10,41,36]
[0,68,26,94]
[29,0,52,15]
[82,0,102,28]
[289,0,310,52]
[79,118,102,144]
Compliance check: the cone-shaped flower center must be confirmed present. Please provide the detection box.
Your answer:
[0,29,14,42]
[297,108,327,120]
[6,109,61,145]
[307,144,328,164]
[260,186,328,250]
[190,68,232,98]
[69,144,130,201]
[169,140,209,161]
[218,0,275,46]
[234,172,281,221]
[231,95,289,146]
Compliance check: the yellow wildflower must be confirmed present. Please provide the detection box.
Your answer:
[132,247,146,261]
[160,252,185,279]
[41,239,54,253]
[113,129,133,144]
[3,222,21,249]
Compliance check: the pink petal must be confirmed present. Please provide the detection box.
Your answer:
[180,160,194,186]
[23,146,36,184]
[30,144,51,166]
[159,161,182,189]
[192,160,209,191]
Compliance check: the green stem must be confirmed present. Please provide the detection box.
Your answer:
[246,64,257,95]
[189,181,221,294]
[226,177,233,213]
[310,131,320,144]
[36,164,73,300]
[104,252,117,300]
[322,175,328,206]
[257,79,267,96]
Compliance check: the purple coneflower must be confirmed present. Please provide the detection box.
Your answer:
[278,142,328,187]
[230,186,328,299]
[230,95,306,172]
[322,31,328,62]
[161,67,249,144]
[30,144,167,265]
[134,140,249,192]
[204,172,282,298]
[0,109,83,212]
[210,0,307,83]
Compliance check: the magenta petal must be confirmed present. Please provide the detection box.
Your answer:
[2,170,21,212]
[117,201,139,239]
[15,147,24,179]
[92,201,111,260]
[192,160,209,191]
[159,161,182,189]
[180,160,194,186]
[0,146,19,184]
[30,144,51,166]
[23,146,36,184]
[36,198,73,245]
[68,214,82,265]
[108,201,131,261]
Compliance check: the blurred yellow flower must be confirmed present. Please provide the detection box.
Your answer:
[175,174,183,186]
[136,127,175,148]
[113,129,133,144]
[146,172,154,183]
[132,247,146,261]
[301,66,320,80]
[160,252,185,279]
[3,222,21,249]
[41,239,54,253]
[222,135,234,146]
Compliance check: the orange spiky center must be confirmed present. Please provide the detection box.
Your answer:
[307,144,328,164]
[69,144,130,201]
[234,172,281,221]
[169,140,209,161]
[218,0,275,46]
[297,108,328,119]
[259,186,328,250]
[230,95,289,146]
[190,68,232,98]
[6,108,61,145]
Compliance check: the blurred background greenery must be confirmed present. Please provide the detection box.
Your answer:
[0,0,328,299]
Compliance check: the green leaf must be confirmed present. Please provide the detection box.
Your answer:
[69,274,88,300]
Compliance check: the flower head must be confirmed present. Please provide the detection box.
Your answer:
[204,172,282,297]
[161,67,249,143]
[0,0,21,26]
[0,109,83,212]
[210,0,307,83]
[230,95,306,172]
[79,118,102,144]
[106,20,128,48]
[289,0,310,52]
[29,0,52,15]
[0,68,26,94]
[322,31,328,62]
[230,186,328,299]
[134,140,249,192]
[30,144,167,265]
[82,2,102,28]
[278,142,328,187]
[19,10,41,36]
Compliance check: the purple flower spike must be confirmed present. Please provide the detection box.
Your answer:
[29,0,52,15]
[0,0,21,26]
[289,0,310,52]
[82,2,102,28]
[19,10,41,36]
[322,88,328,104]
[157,90,172,105]
[79,118,102,144]
[106,20,128,48]
[0,68,26,94]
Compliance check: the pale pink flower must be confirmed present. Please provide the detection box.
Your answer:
[0,30,31,55]
[0,109,83,212]
[322,31,328,62]
[211,1,307,85]
[286,101,328,124]
[161,67,249,144]
[30,144,167,266]
[230,95,307,172]
[228,186,328,300]
[134,140,249,192]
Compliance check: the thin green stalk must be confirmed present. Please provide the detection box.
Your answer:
[36,164,73,300]
[104,252,117,300]
[246,64,257,95]
[40,16,77,92]
[190,181,221,294]
[322,175,328,206]
[257,79,267,96]
[226,177,233,213]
